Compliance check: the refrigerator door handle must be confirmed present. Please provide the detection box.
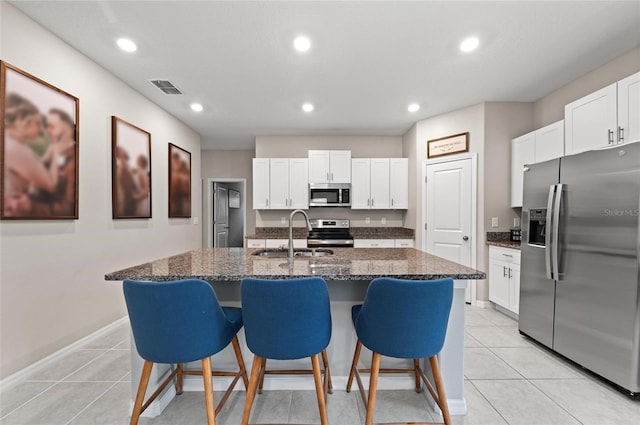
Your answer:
[552,184,563,280]
[545,185,556,280]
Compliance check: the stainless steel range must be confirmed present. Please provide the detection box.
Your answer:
[307,219,354,248]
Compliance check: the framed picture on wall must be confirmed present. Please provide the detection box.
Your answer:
[168,143,191,218]
[111,116,151,219]
[1,61,79,220]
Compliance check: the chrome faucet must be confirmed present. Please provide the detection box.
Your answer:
[289,209,312,261]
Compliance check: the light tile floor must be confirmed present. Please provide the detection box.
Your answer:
[1,305,639,425]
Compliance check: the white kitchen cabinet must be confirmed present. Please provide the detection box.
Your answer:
[510,133,535,208]
[394,239,414,248]
[353,239,395,248]
[252,158,308,210]
[618,71,640,145]
[565,71,639,155]
[308,150,351,184]
[265,239,306,249]
[511,120,564,208]
[351,158,407,210]
[269,158,308,209]
[246,239,266,248]
[389,158,408,209]
[252,158,270,209]
[489,246,521,314]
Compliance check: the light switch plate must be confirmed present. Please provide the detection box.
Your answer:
[491,217,499,228]
[514,217,520,228]
[193,217,199,225]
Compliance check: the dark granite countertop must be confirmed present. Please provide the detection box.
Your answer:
[105,247,484,282]
[486,241,521,249]
[246,227,415,240]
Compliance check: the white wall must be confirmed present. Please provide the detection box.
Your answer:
[0,3,202,379]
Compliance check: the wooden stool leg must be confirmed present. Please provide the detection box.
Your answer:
[257,357,267,394]
[311,354,329,425]
[241,355,263,425]
[130,360,153,425]
[201,357,216,425]
[429,355,451,425]
[232,336,249,389]
[321,349,333,394]
[413,359,422,393]
[346,340,362,392]
[176,363,184,395]
[365,352,381,425]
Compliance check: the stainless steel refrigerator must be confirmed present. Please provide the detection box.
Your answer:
[519,140,640,396]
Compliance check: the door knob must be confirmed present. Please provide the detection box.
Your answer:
[462,236,469,241]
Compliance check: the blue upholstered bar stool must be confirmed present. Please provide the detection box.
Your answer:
[240,277,332,425]
[346,277,454,425]
[123,279,249,425]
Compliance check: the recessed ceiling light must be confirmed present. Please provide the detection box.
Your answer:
[302,103,314,112]
[190,103,204,112]
[459,36,479,53]
[294,36,311,52]
[116,38,137,53]
[408,103,420,112]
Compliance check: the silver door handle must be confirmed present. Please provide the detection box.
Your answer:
[545,186,555,280]
[508,268,512,279]
[462,236,469,241]
[618,126,624,143]
[326,172,329,181]
[608,129,615,144]
[503,266,507,277]
[391,198,394,207]
[552,184,563,280]
[266,198,269,207]
[331,172,334,181]
[371,199,374,207]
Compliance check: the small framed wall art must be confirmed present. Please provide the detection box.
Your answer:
[427,132,469,159]
[111,116,151,219]
[1,61,79,220]
[168,143,191,218]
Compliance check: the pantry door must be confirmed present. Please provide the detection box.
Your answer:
[425,155,476,303]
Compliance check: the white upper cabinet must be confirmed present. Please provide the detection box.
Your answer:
[370,159,390,209]
[511,120,564,208]
[617,71,640,145]
[511,133,536,208]
[308,150,351,183]
[389,158,409,209]
[252,158,308,209]
[351,158,407,210]
[534,120,565,163]
[565,83,617,155]
[252,158,270,209]
[565,71,639,155]
[351,159,371,209]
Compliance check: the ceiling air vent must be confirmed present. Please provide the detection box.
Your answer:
[149,79,182,95]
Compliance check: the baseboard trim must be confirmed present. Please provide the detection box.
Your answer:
[475,300,492,309]
[0,316,129,392]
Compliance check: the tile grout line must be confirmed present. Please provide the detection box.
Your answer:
[63,381,120,425]
[466,379,511,425]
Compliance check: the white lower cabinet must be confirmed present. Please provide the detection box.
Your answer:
[394,239,415,248]
[489,246,521,314]
[246,239,266,248]
[246,239,307,249]
[353,239,395,248]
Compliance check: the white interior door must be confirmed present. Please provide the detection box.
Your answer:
[213,184,229,248]
[425,157,474,302]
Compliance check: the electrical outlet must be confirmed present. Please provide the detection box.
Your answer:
[381,217,386,225]
[491,217,499,228]
[281,217,287,224]
[513,217,520,228]
[365,216,370,224]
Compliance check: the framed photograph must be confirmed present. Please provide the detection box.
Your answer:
[111,116,151,219]
[228,189,240,209]
[168,143,191,218]
[1,61,79,220]
[427,132,469,158]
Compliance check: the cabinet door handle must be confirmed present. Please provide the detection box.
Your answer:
[331,172,334,181]
[618,126,624,143]
[391,198,394,207]
[371,199,374,207]
[266,198,269,207]
[326,172,330,181]
[608,129,615,144]
[503,266,507,277]
[508,268,512,279]
[367,199,370,207]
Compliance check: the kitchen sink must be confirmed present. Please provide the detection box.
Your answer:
[252,248,334,258]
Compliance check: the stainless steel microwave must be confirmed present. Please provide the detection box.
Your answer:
[309,183,351,207]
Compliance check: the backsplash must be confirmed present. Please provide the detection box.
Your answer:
[486,232,511,242]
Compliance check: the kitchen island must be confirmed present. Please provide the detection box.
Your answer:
[106,247,485,417]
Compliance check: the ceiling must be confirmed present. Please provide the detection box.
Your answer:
[9,1,640,150]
